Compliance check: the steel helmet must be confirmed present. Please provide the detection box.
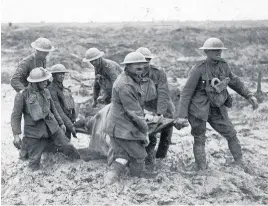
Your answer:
[136,47,155,59]
[27,67,52,83]
[31,38,55,52]
[120,52,148,64]
[83,48,104,62]
[199,38,227,50]
[49,64,69,73]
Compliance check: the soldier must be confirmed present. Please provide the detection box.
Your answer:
[47,64,77,140]
[104,52,157,185]
[175,38,259,171]
[11,67,80,171]
[11,38,54,93]
[83,48,122,107]
[136,47,175,168]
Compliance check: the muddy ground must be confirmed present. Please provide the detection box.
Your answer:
[1,81,268,205]
[1,21,268,205]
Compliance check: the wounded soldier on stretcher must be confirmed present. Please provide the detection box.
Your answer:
[74,104,188,162]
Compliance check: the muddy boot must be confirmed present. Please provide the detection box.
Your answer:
[60,145,80,160]
[228,136,242,162]
[28,159,41,171]
[104,161,126,185]
[193,138,207,171]
[129,159,158,179]
[145,144,156,171]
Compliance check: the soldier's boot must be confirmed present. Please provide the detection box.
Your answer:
[155,126,173,158]
[129,159,158,179]
[145,141,156,171]
[104,159,127,185]
[227,136,243,162]
[59,145,80,160]
[193,138,207,171]
[28,158,41,171]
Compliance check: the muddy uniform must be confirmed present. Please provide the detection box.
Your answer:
[105,71,148,170]
[93,58,122,104]
[11,85,80,168]
[48,81,76,139]
[176,59,253,169]
[11,54,46,92]
[142,65,175,159]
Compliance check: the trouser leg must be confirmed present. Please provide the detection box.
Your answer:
[156,126,173,158]
[145,134,157,165]
[50,129,80,160]
[208,107,242,162]
[24,137,49,170]
[19,136,29,160]
[65,129,72,140]
[188,114,207,170]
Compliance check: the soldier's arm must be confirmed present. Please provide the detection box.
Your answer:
[93,79,101,102]
[49,92,64,126]
[175,65,201,118]
[49,88,74,131]
[10,61,29,92]
[156,69,170,115]
[106,65,120,85]
[118,85,148,134]
[227,64,253,98]
[11,93,24,135]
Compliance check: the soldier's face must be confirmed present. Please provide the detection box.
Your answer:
[54,73,65,83]
[37,80,47,90]
[127,63,145,77]
[205,50,222,61]
[36,50,49,59]
[90,58,101,68]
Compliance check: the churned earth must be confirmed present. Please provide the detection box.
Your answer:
[1,80,268,205]
[1,21,268,205]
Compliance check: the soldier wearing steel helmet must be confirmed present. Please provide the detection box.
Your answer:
[47,64,77,140]
[83,48,122,107]
[136,47,175,168]
[11,38,54,93]
[11,67,80,171]
[175,38,259,171]
[104,52,157,185]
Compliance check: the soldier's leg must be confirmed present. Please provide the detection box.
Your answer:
[156,126,173,158]
[25,137,48,170]
[145,134,157,166]
[105,136,130,184]
[50,129,80,160]
[156,100,175,158]
[188,114,207,170]
[19,136,29,160]
[208,109,242,162]
[65,129,72,140]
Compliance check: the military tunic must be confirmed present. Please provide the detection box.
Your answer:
[11,53,46,92]
[48,81,76,139]
[105,71,148,161]
[176,58,253,169]
[11,85,79,168]
[93,58,122,103]
[142,65,175,159]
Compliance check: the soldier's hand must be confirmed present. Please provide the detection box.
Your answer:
[143,133,150,147]
[60,124,66,133]
[13,135,22,150]
[71,126,77,138]
[18,88,25,94]
[248,96,259,110]
[173,118,189,130]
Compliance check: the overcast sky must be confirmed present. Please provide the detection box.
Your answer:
[1,0,268,23]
